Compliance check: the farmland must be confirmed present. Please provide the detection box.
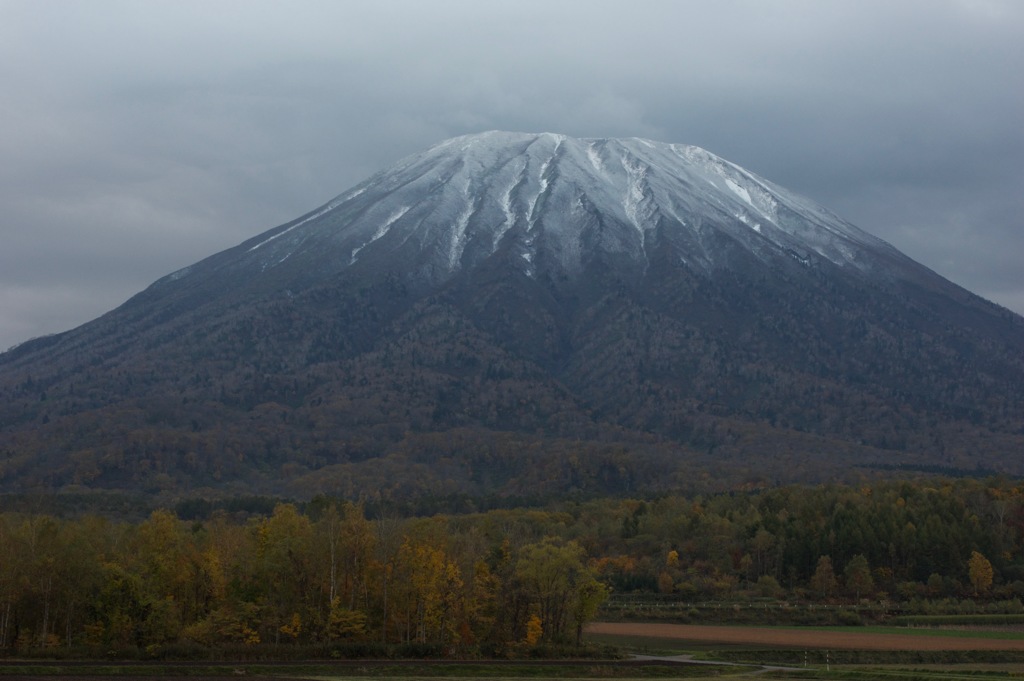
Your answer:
[587,620,1024,650]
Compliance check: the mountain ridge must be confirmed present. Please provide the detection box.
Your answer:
[1,131,1022,497]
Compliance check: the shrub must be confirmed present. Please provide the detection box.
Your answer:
[836,609,863,626]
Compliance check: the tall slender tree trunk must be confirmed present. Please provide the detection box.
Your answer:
[381,571,388,643]
[0,600,10,647]
[39,574,52,647]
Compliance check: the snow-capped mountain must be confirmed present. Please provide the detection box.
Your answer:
[2,132,1023,497]
[151,131,924,296]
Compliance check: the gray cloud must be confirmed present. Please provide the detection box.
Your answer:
[2,0,1022,351]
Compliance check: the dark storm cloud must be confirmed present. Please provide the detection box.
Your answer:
[2,0,1022,350]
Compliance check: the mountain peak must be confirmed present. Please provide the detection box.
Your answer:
[157,131,909,302]
[3,132,1022,496]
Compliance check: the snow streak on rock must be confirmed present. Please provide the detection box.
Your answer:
[586,142,604,174]
[200,131,908,290]
[528,136,562,232]
[622,156,649,236]
[448,189,475,270]
[725,178,752,206]
[350,205,410,263]
[493,159,526,249]
[248,197,345,252]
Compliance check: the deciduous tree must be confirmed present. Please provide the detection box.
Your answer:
[843,554,874,600]
[968,551,993,595]
[809,555,837,599]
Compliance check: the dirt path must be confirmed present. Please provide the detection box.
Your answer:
[588,621,1024,651]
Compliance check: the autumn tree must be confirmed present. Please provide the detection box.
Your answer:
[524,614,542,646]
[0,515,18,647]
[514,538,607,644]
[968,551,994,596]
[570,573,610,646]
[131,510,214,642]
[328,599,369,640]
[843,554,874,600]
[313,502,374,639]
[90,563,148,648]
[394,538,464,644]
[372,512,405,643]
[252,504,314,643]
[809,555,837,600]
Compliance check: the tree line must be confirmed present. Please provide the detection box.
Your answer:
[0,500,606,654]
[2,476,1023,654]
[593,477,1023,602]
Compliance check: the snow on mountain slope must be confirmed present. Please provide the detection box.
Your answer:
[155,131,914,293]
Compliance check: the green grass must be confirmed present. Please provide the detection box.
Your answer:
[294,665,747,678]
[891,614,1024,627]
[586,627,1024,675]
[583,633,703,656]
[0,664,249,677]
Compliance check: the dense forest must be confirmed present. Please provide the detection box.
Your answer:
[2,476,1024,656]
[4,260,1024,497]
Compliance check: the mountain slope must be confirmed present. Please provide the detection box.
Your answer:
[2,132,1023,497]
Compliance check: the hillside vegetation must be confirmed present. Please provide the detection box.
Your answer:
[3,476,1023,656]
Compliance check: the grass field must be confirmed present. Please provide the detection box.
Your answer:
[2,658,1022,680]
[586,621,1024,650]
[5,622,1024,681]
[585,621,1024,680]
[0,660,749,680]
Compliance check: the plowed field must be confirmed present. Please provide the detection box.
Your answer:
[588,621,1024,650]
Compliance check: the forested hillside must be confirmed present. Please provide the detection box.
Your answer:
[3,133,1024,496]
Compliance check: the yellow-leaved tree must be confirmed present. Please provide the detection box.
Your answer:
[515,538,609,645]
[968,551,993,595]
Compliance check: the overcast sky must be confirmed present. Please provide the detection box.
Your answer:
[2,0,1022,351]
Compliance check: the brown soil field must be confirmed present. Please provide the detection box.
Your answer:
[587,621,1024,651]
